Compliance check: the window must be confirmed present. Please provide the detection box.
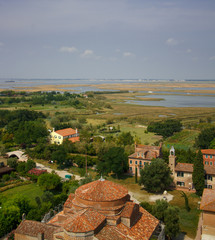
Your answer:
[130,160,132,164]
[139,161,142,165]
[210,161,213,166]
[58,136,61,139]
[205,175,213,181]
[129,167,132,171]
[205,185,212,189]
[205,161,209,165]
[137,152,140,157]
[54,136,57,138]
[210,155,212,159]
[135,161,137,165]
[177,171,184,177]
[205,155,208,158]
[141,153,144,158]
[177,181,185,186]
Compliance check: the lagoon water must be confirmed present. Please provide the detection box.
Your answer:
[126,95,215,108]
[0,78,215,108]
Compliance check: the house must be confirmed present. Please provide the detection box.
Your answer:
[169,146,215,190]
[50,128,80,145]
[128,144,162,176]
[15,178,164,240]
[200,188,215,239]
[201,149,215,167]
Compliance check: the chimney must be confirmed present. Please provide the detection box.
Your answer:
[53,128,55,132]
[76,128,78,134]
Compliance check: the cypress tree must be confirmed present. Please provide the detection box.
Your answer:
[192,150,205,196]
[135,167,138,183]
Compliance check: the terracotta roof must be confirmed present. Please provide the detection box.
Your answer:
[68,136,80,142]
[55,128,77,137]
[64,209,106,233]
[75,179,128,202]
[204,165,215,175]
[117,207,159,240]
[175,163,193,173]
[175,162,215,175]
[200,189,215,212]
[64,193,75,208]
[121,202,138,218]
[95,225,130,240]
[128,152,158,160]
[201,149,215,155]
[15,220,60,240]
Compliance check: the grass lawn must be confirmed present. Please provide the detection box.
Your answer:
[119,123,162,145]
[0,183,44,206]
[163,129,200,150]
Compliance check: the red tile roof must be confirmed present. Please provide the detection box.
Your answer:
[15,220,60,240]
[201,149,215,155]
[175,162,215,175]
[68,136,80,142]
[55,128,77,137]
[175,163,193,173]
[117,207,159,240]
[200,189,215,212]
[75,179,128,202]
[64,209,106,233]
[121,202,138,218]
[64,193,75,209]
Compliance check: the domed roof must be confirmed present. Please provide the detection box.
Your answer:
[75,179,128,202]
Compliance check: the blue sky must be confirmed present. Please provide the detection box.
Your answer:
[0,0,215,79]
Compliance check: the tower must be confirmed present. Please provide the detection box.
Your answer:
[169,146,176,174]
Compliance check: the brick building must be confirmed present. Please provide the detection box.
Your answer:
[169,146,215,190]
[128,144,162,176]
[15,178,164,240]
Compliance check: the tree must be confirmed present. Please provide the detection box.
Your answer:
[7,158,18,169]
[164,206,180,239]
[139,159,173,192]
[38,173,61,191]
[117,132,134,146]
[195,127,215,149]
[147,119,182,138]
[180,191,190,212]
[97,147,128,178]
[192,150,205,196]
[152,199,169,222]
[25,159,36,172]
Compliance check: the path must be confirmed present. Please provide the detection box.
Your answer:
[36,163,82,180]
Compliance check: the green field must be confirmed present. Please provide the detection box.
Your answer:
[0,183,44,205]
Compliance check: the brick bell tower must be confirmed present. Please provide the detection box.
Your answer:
[169,146,176,175]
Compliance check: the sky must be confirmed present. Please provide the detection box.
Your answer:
[0,0,215,80]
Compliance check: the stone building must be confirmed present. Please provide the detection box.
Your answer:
[128,144,162,176]
[15,178,164,240]
[169,146,215,190]
[200,188,215,239]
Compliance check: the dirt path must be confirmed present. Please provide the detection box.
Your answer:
[36,163,82,180]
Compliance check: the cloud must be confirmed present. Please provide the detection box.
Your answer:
[186,49,192,53]
[166,38,178,46]
[59,46,78,53]
[0,42,4,47]
[209,56,215,61]
[80,49,94,58]
[123,52,135,57]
